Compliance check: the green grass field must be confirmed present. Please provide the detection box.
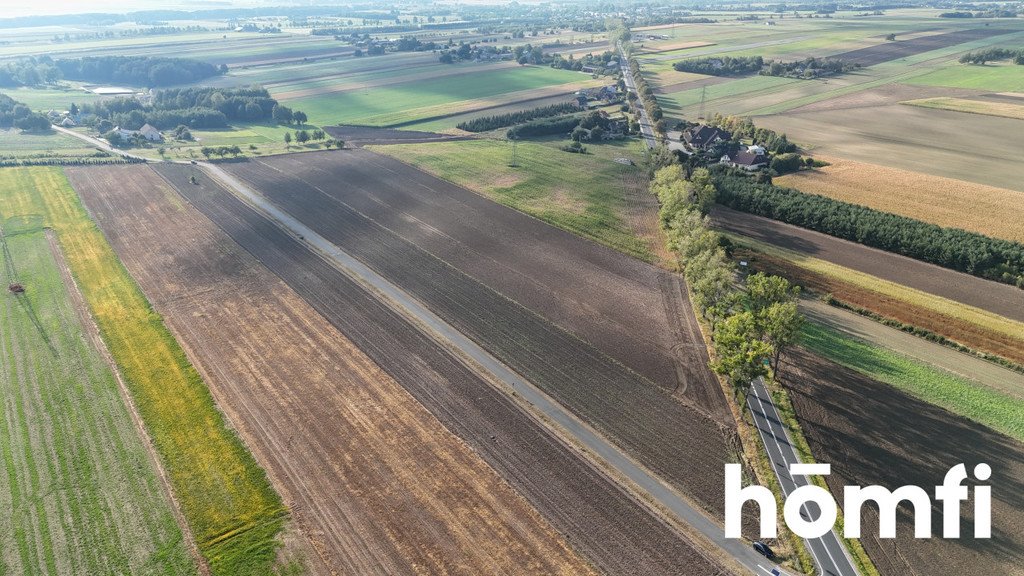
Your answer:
[0,227,197,575]
[282,65,593,126]
[0,167,285,575]
[370,138,653,260]
[908,62,1024,92]
[801,322,1024,442]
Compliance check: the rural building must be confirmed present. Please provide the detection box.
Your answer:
[114,124,164,142]
[720,145,768,170]
[139,124,164,141]
[682,125,733,149]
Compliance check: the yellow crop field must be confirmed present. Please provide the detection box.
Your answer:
[902,96,1024,121]
[0,167,285,575]
[775,155,1024,243]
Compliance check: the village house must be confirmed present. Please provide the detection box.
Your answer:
[720,145,768,170]
[682,124,733,150]
[114,123,163,142]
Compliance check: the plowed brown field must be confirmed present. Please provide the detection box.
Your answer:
[66,165,595,576]
[71,163,733,575]
[783,348,1024,576]
[215,151,743,528]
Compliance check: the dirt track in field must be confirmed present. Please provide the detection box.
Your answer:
[124,162,735,575]
[67,164,605,576]
[783,348,1024,576]
[217,151,747,530]
[711,206,1024,322]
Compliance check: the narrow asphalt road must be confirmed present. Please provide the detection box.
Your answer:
[619,42,657,149]
[748,378,859,576]
[202,162,784,576]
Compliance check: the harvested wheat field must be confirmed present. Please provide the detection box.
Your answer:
[66,164,596,576]
[775,155,1024,243]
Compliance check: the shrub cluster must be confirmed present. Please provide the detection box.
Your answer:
[506,113,582,139]
[711,167,1024,287]
[673,55,763,76]
[0,92,50,130]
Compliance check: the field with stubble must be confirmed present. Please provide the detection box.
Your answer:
[775,156,1024,243]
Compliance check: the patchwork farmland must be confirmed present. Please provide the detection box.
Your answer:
[142,161,735,575]
[0,227,195,575]
[3,3,1024,575]
[67,164,598,576]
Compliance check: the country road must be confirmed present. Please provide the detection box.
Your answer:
[748,378,859,576]
[619,42,657,149]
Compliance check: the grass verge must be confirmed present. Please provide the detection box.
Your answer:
[0,167,286,575]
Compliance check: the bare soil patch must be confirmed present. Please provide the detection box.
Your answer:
[831,28,1017,67]
[216,151,749,528]
[782,348,1024,576]
[70,164,599,576]
[712,206,1024,322]
[149,161,736,575]
[227,150,731,422]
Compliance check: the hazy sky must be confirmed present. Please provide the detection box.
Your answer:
[1,1,269,18]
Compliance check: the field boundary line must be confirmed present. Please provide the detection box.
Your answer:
[43,228,210,576]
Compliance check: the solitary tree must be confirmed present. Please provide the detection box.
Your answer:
[293,111,308,125]
[295,130,310,143]
[283,131,292,147]
[711,311,773,398]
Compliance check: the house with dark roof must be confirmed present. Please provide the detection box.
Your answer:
[682,125,733,149]
[720,145,768,170]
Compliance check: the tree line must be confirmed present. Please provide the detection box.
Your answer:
[959,48,1024,65]
[675,55,857,78]
[673,56,764,76]
[762,57,859,79]
[0,56,224,88]
[457,102,579,132]
[628,54,664,124]
[0,92,51,131]
[81,86,306,131]
[711,167,1024,287]
[506,113,583,139]
[652,165,804,395]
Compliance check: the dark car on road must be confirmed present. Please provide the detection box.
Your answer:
[753,541,776,560]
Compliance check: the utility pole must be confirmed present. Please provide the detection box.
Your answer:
[508,137,519,167]
[698,84,707,120]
